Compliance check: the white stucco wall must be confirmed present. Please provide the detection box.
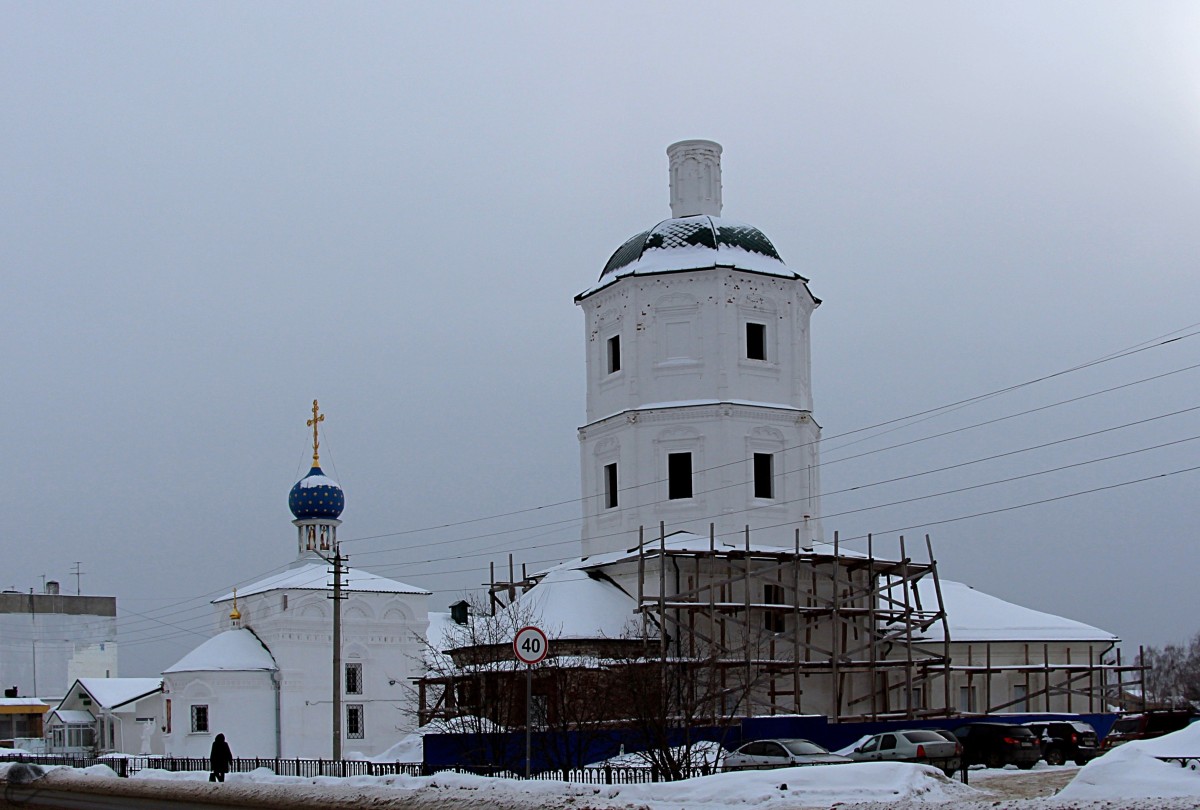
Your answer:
[163,669,277,758]
[200,585,429,758]
[577,269,822,555]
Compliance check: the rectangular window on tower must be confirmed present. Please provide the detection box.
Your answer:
[606,334,621,374]
[345,662,362,695]
[746,322,767,361]
[668,452,693,500]
[346,704,365,739]
[753,452,774,499]
[603,462,618,509]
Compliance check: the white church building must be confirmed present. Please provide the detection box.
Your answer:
[161,404,430,758]
[423,140,1123,726]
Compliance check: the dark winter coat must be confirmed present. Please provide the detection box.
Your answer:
[209,734,233,773]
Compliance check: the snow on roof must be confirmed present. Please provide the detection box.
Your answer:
[917,579,1117,643]
[74,678,162,709]
[163,629,277,674]
[51,709,95,724]
[579,241,798,299]
[425,611,460,651]
[0,698,49,710]
[551,530,865,574]
[590,399,807,428]
[296,473,339,489]
[215,562,429,601]
[503,568,642,640]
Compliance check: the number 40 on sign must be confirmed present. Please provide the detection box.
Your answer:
[513,626,548,665]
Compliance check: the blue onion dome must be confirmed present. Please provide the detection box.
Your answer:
[599,215,790,281]
[288,466,345,520]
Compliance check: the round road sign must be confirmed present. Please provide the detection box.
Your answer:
[513,625,548,665]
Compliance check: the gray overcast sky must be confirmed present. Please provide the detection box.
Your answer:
[3,2,1199,679]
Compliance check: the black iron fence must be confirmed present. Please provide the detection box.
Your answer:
[0,753,676,784]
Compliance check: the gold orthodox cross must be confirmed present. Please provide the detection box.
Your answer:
[307,399,325,466]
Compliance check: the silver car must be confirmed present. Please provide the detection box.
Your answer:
[724,738,852,771]
[847,729,962,776]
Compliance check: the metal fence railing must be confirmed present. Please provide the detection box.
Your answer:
[0,754,678,784]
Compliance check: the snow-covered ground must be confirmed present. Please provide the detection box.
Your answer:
[2,722,1198,809]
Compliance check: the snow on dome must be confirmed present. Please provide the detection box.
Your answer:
[502,567,643,640]
[215,561,429,601]
[916,579,1117,643]
[288,465,345,520]
[163,628,277,674]
[579,215,799,299]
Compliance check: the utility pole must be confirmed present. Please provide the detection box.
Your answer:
[72,562,83,595]
[329,544,346,760]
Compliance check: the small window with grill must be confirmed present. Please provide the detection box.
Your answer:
[190,704,209,734]
[345,662,362,695]
[346,704,365,739]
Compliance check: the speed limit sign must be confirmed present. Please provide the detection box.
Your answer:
[513,625,548,665]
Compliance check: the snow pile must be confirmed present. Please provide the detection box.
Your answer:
[1057,722,1200,801]
[610,761,972,807]
[121,760,972,808]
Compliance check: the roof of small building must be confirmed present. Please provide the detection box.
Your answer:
[51,709,95,725]
[0,698,49,713]
[163,628,277,674]
[214,561,429,601]
[918,579,1117,643]
[502,567,643,641]
[73,678,162,709]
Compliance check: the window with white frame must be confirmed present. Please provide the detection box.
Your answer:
[345,662,362,695]
[603,462,618,509]
[746,322,767,361]
[190,704,209,734]
[668,452,693,499]
[606,334,621,374]
[346,704,365,739]
[753,452,774,499]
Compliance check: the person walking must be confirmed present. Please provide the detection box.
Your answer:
[209,733,233,782]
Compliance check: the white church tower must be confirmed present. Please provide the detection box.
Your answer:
[575,141,823,557]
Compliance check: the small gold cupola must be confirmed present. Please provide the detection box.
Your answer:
[229,588,242,625]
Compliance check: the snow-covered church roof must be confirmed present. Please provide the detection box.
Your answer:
[164,628,278,673]
[215,561,429,601]
[919,579,1117,644]
[501,567,642,640]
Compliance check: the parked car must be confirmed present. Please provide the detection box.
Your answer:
[723,738,852,771]
[1103,710,1196,749]
[952,722,1041,769]
[1022,720,1100,766]
[846,729,962,776]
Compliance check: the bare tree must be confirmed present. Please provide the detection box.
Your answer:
[1139,632,1200,708]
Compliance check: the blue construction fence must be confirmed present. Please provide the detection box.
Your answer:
[422,712,1118,773]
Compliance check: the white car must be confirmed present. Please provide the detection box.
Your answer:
[846,729,962,776]
[723,738,852,771]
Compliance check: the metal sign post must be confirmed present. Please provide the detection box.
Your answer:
[513,626,548,778]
